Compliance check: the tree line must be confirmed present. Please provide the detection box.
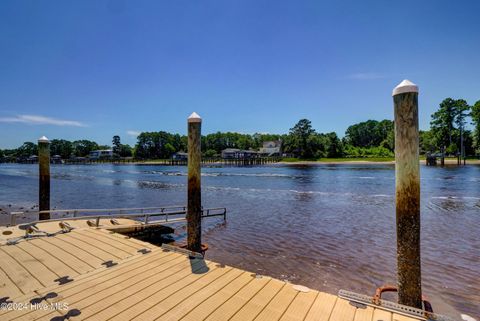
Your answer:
[1,98,479,160]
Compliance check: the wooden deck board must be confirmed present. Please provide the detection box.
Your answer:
[0,253,185,321]
[0,305,65,321]
[372,307,393,321]
[0,247,43,294]
[0,243,60,286]
[57,233,128,260]
[156,268,245,321]
[304,292,338,321]
[0,222,424,321]
[36,236,102,269]
[47,255,186,306]
[229,279,285,321]
[328,298,357,321]
[82,229,151,250]
[80,257,200,321]
[0,265,24,299]
[79,229,141,253]
[45,254,182,307]
[114,261,219,321]
[204,276,272,321]
[133,266,236,321]
[16,241,78,277]
[393,313,421,321]
[279,289,318,321]
[353,305,375,321]
[180,272,254,321]
[253,282,299,321]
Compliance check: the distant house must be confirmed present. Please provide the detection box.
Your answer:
[221,148,258,159]
[52,155,63,164]
[172,152,188,160]
[89,150,114,159]
[27,155,38,163]
[259,140,282,156]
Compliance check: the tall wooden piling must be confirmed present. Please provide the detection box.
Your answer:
[187,112,202,252]
[38,136,51,220]
[393,80,422,308]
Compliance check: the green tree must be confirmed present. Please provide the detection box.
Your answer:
[344,120,393,148]
[118,144,133,157]
[454,99,470,157]
[430,98,457,150]
[471,100,480,154]
[204,149,217,157]
[307,133,327,158]
[288,119,315,158]
[430,98,472,155]
[73,140,99,157]
[17,142,38,158]
[325,132,343,157]
[50,139,73,159]
[134,131,183,159]
[419,130,436,154]
[112,135,121,154]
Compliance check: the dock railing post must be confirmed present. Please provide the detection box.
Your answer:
[187,112,202,252]
[392,80,422,308]
[38,136,51,220]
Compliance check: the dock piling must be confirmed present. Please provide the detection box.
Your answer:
[187,112,202,252]
[38,136,51,220]
[392,80,422,309]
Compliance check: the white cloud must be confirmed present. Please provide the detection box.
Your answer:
[347,72,386,80]
[127,130,141,137]
[0,114,87,127]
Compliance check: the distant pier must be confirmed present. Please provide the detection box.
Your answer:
[62,156,282,166]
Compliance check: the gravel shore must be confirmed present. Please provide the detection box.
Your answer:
[0,203,39,226]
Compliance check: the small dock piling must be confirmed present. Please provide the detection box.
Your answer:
[38,136,50,220]
[187,112,202,252]
[393,80,422,309]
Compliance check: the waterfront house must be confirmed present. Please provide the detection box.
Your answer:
[52,155,63,164]
[172,151,188,160]
[89,149,114,159]
[259,140,282,156]
[27,155,38,163]
[221,148,258,159]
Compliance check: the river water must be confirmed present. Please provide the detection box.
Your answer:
[0,163,478,318]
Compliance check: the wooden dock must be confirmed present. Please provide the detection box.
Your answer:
[0,220,424,321]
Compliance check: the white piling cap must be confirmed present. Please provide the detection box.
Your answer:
[38,136,50,143]
[188,112,202,123]
[392,79,419,96]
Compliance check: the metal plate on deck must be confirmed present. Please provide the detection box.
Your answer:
[338,290,455,321]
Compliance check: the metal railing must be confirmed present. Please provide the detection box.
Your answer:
[10,205,227,227]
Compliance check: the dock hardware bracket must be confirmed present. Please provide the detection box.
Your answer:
[4,223,73,246]
[101,260,118,268]
[54,276,73,285]
[338,290,455,321]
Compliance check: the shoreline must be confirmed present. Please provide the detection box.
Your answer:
[0,203,38,226]
[2,158,479,166]
[83,159,480,166]
[278,159,480,165]
[278,160,394,165]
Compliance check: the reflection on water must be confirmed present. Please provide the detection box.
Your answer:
[0,163,479,317]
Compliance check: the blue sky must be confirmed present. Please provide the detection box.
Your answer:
[1,0,479,148]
